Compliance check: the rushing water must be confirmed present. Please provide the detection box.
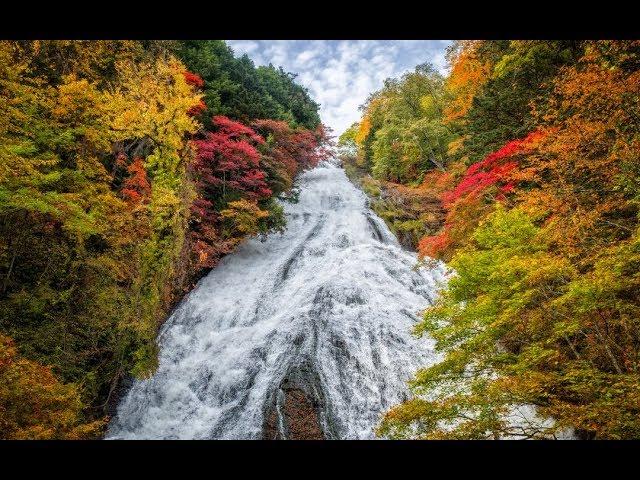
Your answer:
[107,160,448,439]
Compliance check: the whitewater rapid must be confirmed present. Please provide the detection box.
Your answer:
[107,160,448,439]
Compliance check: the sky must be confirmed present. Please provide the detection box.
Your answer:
[226,40,452,136]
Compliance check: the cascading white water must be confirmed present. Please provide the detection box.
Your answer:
[106,160,448,440]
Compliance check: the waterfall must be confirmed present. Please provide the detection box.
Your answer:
[106,160,448,439]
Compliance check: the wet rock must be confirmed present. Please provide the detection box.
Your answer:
[264,387,324,440]
[263,360,331,440]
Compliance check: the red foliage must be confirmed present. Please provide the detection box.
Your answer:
[442,130,543,207]
[187,100,207,117]
[213,116,265,144]
[188,197,234,270]
[183,71,205,88]
[418,230,451,258]
[251,119,332,179]
[191,116,271,201]
[189,117,332,271]
[188,116,272,270]
[121,157,151,205]
[418,131,544,260]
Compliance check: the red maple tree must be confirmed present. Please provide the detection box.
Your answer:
[183,71,205,89]
[121,157,151,205]
[191,116,271,201]
[419,130,544,259]
[442,130,543,208]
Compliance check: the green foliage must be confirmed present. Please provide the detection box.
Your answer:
[176,41,320,129]
[0,41,202,433]
[380,207,576,439]
[361,177,381,198]
[358,63,456,183]
[376,41,640,440]
[337,122,359,161]
[260,197,287,235]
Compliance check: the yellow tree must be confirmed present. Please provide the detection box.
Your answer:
[104,56,203,377]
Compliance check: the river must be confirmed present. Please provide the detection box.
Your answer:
[106,160,448,439]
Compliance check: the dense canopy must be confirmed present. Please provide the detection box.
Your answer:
[343,40,640,440]
[0,40,329,438]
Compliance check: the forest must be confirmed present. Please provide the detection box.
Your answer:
[0,40,329,439]
[2,39,640,441]
[339,40,640,439]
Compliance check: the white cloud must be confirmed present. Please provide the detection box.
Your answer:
[230,40,259,53]
[226,40,452,135]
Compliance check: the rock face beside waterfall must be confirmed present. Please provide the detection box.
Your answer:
[106,161,448,440]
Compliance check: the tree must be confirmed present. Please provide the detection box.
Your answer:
[0,334,104,439]
[460,40,583,163]
[443,41,492,125]
[176,41,320,129]
[418,131,542,260]
[188,116,270,270]
[0,39,324,438]
[0,40,203,432]
[383,41,640,440]
[220,199,270,238]
[357,63,456,184]
[192,116,271,203]
[337,122,359,161]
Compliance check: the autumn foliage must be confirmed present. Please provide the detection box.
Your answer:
[441,130,543,208]
[0,334,104,439]
[183,71,205,88]
[419,130,544,259]
[443,41,491,123]
[0,40,326,438]
[345,40,640,439]
[188,116,330,270]
[121,157,152,205]
[192,116,271,201]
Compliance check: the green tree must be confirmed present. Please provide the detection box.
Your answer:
[359,63,456,184]
[461,40,583,163]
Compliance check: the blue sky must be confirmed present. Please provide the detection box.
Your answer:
[226,40,452,136]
